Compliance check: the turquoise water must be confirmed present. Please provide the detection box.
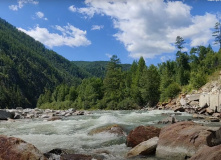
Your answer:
[0,110,198,159]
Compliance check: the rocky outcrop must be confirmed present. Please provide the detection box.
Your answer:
[189,145,221,160]
[156,121,221,160]
[88,124,126,136]
[126,137,159,158]
[126,126,161,147]
[0,135,47,160]
[0,110,15,120]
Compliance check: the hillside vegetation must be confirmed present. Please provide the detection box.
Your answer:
[1,17,221,110]
[0,18,89,108]
[72,61,131,78]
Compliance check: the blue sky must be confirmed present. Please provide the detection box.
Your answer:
[0,0,221,65]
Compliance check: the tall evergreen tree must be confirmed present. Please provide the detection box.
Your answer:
[175,36,185,51]
[212,22,221,50]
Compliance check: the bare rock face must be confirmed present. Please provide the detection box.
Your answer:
[126,126,161,148]
[156,121,221,160]
[0,135,47,160]
[189,145,221,160]
[126,137,159,158]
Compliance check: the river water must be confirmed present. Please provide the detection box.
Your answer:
[0,110,218,159]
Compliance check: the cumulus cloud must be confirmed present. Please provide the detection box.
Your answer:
[36,11,48,20]
[91,25,104,30]
[18,24,91,48]
[69,5,77,12]
[9,0,38,11]
[74,0,218,59]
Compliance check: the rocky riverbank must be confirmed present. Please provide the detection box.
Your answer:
[0,108,87,121]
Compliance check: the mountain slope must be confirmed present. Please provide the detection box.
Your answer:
[0,18,89,108]
[72,61,131,78]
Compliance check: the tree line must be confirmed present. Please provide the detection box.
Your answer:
[38,39,221,110]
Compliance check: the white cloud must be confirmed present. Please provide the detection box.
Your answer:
[36,11,48,20]
[106,53,112,58]
[75,0,218,59]
[9,0,38,11]
[91,25,104,30]
[18,24,91,48]
[69,5,77,12]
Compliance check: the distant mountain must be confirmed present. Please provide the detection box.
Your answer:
[72,61,131,78]
[0,18,90,108]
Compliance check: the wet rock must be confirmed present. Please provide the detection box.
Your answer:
[0,110,15,120]
[173,106,185,112]
[47,116,62,121]
[192,114,206,119]
[127,137,159,158]
[126,126,161,148]
[0,135,47,160]
[156,121,221,160]
[158,116,177,124]
[205,117,220,122]
[61,154,93,160]
[89,124,126,136]
[189,145,221,160]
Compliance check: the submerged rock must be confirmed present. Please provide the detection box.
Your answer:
[156,121,221,160]
[89,124,126,136]
[126,137,159,158]
[0,135,47,160]
[126,126,161,148]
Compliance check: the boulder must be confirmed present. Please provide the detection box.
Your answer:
[47,116,62,121]
[89,124,126,136]
[206,107,214,115]
[212,112,220,118]
[61,154,93,160]
[126,137,159,158]
[189,145,221,160]
[0,110,15,120]
[173,107,185,112]
[187,94,200,101]
[156,121,221,160]
[199,94,209,108]
[126,126,161,148]
[180,98,187,106]
[157,116,177,124]
[0,135,47,160]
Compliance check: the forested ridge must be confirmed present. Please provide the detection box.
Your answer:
[1,17,221,110]
[72,61,131,78]
[0,18,90,108]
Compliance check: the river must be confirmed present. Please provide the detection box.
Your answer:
[0,110,218,159]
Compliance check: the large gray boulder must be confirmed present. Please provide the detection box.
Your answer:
[0,110,15,120]
[156,121,221,160]
[126,137,159,158]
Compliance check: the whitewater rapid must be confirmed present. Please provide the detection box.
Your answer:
[0,110,193,159]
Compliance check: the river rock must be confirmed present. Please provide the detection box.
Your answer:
[173,106,185,112]
[157,116,177,124]
[126,126,161,147]
[206,107,214,115]
[47,116,62,121]
[189,145,221,160]
[0,110,15,120]
[89,124,126,136]
[156,121,221,160]
[0,135,47,160]
[126,137,159,158]
[61,154,93,160]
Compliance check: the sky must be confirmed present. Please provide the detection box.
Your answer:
[0,0,221,65]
